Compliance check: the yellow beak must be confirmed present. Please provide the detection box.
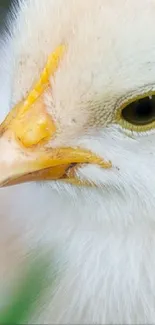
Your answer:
[0,45,111,187]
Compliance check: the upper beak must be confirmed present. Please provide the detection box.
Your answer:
[0,45,111,187]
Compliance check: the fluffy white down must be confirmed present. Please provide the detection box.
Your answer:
[0,0,155,323]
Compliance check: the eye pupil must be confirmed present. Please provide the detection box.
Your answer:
[136,97,153,118]
[121,96,155,126]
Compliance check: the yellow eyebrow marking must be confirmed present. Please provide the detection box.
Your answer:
[21,44,66,116]
[0,45,66,147]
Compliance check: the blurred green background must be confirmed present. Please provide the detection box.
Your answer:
[0,0,13,28]
[0,0,12,11]
[0,0,12,9]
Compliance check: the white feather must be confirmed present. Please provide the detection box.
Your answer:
[0,0,155,323]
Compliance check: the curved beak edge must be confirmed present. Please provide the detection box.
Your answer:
[0,128,112,187]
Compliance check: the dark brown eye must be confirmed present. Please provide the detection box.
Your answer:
[121,96,155,126]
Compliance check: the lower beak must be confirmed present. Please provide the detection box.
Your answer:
[0,128,111,187]
[0,46,111,187]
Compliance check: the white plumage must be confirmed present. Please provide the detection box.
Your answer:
[0,0,155,323]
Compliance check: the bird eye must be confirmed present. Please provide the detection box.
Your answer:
[117,94,155,132]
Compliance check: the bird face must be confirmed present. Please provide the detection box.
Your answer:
[0,0,155,205]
